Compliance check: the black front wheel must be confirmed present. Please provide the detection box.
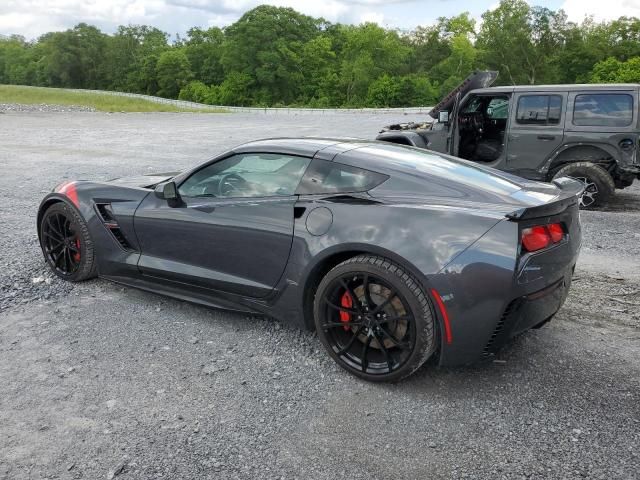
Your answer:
[40,202,97,281]
[314,255,436,382]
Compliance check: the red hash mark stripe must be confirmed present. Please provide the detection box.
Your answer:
[431,288,453,345]
[55,181,79,207]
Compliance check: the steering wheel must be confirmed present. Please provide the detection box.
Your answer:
[217,173,247,197]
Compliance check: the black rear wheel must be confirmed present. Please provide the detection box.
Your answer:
[552,162,615,209]
[40,202,96,281]
[314,255,436,382]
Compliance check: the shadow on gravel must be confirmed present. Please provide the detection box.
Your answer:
[595,189,640,212]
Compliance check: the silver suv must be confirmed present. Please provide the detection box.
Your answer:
[377,71,640,208]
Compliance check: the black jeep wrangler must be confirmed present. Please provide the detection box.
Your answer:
[377,71,640,208]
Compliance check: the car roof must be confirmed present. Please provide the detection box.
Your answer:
[231,137,526,184]
[222,137,561,204]
[472,84,639,95]
[232,137,373,158]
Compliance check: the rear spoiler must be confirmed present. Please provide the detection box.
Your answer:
[506,177,585,220]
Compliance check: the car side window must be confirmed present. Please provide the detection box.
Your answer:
[296,159,388,195]
[178,153,311,198]
[573,93,633,127]
[516,95,562,125]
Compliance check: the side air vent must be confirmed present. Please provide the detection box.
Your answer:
[107,226,134,251]
[95,203,116,223]
[94,203,135,251]
[482,299,518,357]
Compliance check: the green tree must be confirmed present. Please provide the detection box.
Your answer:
[366,74,400,107]
[0,35,37,84]
[1,5,640,106]
[217,72,254,106]
[299,35,338,104]
[408,13,475,74]
[367,74,438,107]
[338,23,410,105]
[37,24,108,88]
[477,0,567,84]
[182,27,224,86]
[590,57,640,82]
[221,5,320,104]
[179,80,220,104]
[104,25,169,92]
[156,49,192,98]
[429,34,479,96]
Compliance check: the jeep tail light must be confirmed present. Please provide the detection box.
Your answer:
[521,223,564,252]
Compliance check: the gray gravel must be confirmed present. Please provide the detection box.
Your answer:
[0,103,96,113]
[0,112,639,480]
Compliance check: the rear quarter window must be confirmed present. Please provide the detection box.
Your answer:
[573,93,633,127]
[296,159,388,195]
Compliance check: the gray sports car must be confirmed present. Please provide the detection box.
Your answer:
[37,138,583,381]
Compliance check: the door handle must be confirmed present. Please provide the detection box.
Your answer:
[537,135,555,141]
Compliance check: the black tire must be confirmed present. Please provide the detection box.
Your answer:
[313,255,436,382]
[552,162,615,209]
[39,202,97,281]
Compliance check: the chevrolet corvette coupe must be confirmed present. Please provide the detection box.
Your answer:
[38,139,583,381]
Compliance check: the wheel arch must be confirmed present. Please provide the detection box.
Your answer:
[36,194,75,242]
[545,144,618,180]
[300,243,436,332]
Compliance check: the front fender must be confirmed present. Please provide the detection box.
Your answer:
[37,181,152,278]
[376,131,428,149]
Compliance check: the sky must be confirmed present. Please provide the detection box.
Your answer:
[0,0,637,40]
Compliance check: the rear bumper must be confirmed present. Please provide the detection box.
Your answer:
[482,268,573,357]
[429,203,581,366]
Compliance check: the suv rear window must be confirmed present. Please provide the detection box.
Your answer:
[296,159,388,195]
[573,93,633,127]
[516,95,562,125]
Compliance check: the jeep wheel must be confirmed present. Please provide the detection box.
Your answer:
[552,162,615,209]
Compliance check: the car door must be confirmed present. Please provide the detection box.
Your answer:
[133,152,312,298]
[505,92,566,179]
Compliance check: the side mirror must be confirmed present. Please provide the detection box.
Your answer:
[154,181,179,201]
[438,111,449,124]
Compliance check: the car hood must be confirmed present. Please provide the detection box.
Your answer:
[429,70,498,119]
[379,70,498,132]
[106,172,180,189]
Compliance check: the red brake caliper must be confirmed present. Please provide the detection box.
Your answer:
[340,291,353,331]
[73,238,81,262]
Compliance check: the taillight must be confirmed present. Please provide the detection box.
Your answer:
[547,223,564,243]
[521,223,564,252]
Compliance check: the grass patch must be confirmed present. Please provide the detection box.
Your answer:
[0,85,228,113]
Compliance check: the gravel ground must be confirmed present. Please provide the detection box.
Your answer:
[0,103,96,113]
[0,112,639,480]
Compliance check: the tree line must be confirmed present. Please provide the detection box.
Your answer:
[1,0,639,108]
